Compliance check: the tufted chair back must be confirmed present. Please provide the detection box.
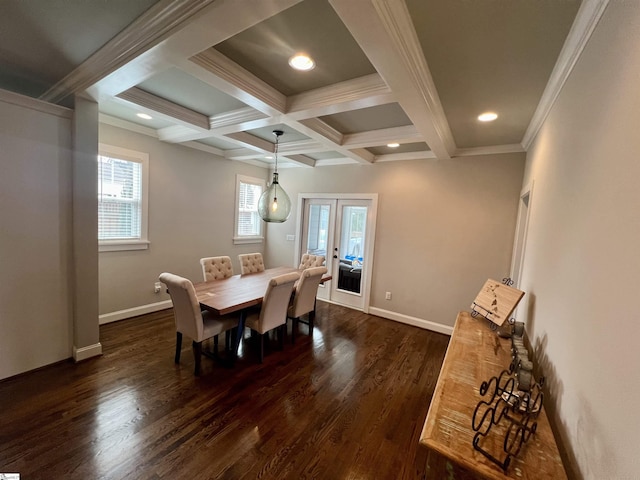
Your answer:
[247,272,300,334]
[200,256,234,281]
[299,253,326,269]
[159,272,204,341]
[289,267,327,319]
[238,252,265,274]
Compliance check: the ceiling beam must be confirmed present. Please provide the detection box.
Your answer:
[41,0,217,103]
[342,125,422,149]
[330,0,456,160]
[374,151,436,163]
[117,87,209,130]
[291,118,374,164]
[185,50,376,164]
[286,73,395,120]
[69,0,303,102]
[186,49,286,116]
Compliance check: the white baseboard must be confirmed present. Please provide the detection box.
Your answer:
[368,307,453,336]
[99,300,172,325]
[73,342,103,362]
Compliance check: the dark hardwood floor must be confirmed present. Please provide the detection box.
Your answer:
[0,302,449,480]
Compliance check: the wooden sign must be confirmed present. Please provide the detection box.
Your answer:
[471,279,524,326]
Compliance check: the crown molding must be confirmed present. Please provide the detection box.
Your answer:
[117,87,209,130]
[0,88,72,118]
[522,0,610,150]
[286,73,394,120]
[455,144,526,157]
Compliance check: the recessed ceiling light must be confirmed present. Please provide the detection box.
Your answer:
[265,155,273,160]
[387,143,400,148]
[288,53,315,71]
[478,112,498,122]
[137,113,153,120]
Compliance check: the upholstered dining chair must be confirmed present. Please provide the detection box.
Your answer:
[159,272,238,375]
[200,255,234,281]
[299,253,326,269]
[245,272,299,363]
[238,252,265,274]
[288,266,327,343]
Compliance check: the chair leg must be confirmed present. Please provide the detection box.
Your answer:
[290,317,296,344]
[279,325,285,350]
[175,332,182,363]
[259,334,265,363]
[213,334,219,355]
[225,330,231,352]
[310,300,317,334]
[192,341,203,375]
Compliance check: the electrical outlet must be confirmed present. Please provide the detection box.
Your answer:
[385,291,392,300]
[286,234,295,241]
[154,282,162,293]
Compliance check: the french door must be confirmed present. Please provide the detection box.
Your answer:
[297,194,377,312]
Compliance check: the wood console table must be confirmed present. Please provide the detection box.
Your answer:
[418,311,567,479]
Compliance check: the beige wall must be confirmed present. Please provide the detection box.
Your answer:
[99,121,524,329]
[520,2,640,478]
[98,123,269,316]
[265,153,525,328]
[0,95,73,379]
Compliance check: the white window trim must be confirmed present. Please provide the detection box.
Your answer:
[98,143,150,253]
[234,174,265,245]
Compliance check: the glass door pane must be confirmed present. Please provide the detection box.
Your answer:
[337,206,367,294]
[305,204,331,257]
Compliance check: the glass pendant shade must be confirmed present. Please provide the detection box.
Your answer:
[258,130,291,223]
[258,172,291,222]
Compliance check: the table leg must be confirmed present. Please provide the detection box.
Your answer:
[230,309,246,366]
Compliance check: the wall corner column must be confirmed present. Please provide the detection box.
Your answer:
[72,95,102,361]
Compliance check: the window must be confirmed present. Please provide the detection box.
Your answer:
[234,175,264,244]
[98,144,149,252]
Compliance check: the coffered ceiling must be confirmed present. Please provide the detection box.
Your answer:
[1,0,606,169]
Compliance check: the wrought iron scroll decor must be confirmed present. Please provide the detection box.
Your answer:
[471,322,545,472]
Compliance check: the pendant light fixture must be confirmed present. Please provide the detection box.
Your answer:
[258,129,291,223]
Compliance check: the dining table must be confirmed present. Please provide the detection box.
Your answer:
[194,266,331,365]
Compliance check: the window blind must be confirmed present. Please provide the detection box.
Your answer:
[98,155,142,240]
[237,181,262,236]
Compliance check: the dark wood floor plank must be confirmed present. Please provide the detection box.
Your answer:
[0,302,449,479]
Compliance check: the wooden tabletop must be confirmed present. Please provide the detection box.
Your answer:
[419,311,567,480]
[194,266,331,315]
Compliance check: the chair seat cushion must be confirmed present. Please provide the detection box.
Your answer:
[202,311,238,337]
[243,306,263,333]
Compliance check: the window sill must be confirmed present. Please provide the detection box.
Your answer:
[233,236,264,245]
[99,240,150,252]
